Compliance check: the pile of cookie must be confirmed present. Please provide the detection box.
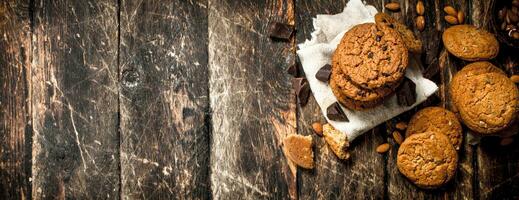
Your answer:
[395,24,519,189]
[329,13,421,110]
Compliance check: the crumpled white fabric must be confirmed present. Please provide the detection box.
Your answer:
[296,0,438,141]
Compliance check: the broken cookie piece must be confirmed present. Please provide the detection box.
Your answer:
[283,134,314,169]
[322,124,350,160]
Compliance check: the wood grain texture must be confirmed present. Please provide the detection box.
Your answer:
[0,1,32,199]
[31,0,120,199]
[295,0,386,199]
[208,0,297,199]
[119,0,211,199]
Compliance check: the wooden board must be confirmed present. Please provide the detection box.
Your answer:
[208,0,297,199]
[31,0,120,199]
[118,0,211,199]
[0,0,32,199]
[295,0,386,199]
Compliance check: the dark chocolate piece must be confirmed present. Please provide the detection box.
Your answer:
[287,55,302,77]
[298,82,311,106]
[315,64,332,83]
[269,22,295,40]
[396,77,416,106]
[326,102,349,122]
[292,78,311,106]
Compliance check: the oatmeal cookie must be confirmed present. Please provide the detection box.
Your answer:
[397,131,458,189]
[406,107,463,150]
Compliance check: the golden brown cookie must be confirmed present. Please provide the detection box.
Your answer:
[283,134,314,169]
[450,62,505,107]
[330,57,390,110]
[442,25,499,61]
[397,131,458,189]
[375,13,422,53]
[322,124,350,160]
[406,107,463,150]
[333,23,408,94]
[452,72,518,134]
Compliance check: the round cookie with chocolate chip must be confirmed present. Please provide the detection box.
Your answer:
[397,131,458,189]
[442,25,499,61]
[375,13,422,53]
[330,60,388,110]
[451,71,518,134]
[406,107,463,150]
[333,23,408,95]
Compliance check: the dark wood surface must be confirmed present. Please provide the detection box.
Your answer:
[0,0,518,199]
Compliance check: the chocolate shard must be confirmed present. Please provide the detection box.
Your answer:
[298,82,311,106]
[292,77,311,106]
[315,64,332,83]
[396,77,417,107]
[287,55,302,77]
[269,22,295,40]
[326,102,349,122]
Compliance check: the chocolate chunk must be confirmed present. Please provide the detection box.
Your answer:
[382,46,387,51]
[396,77,416,107]
[269,22,295,40]
[292,78,310,106]
[368,52,374,58]
[287,55,302,77]
[326,102,349,122]
[376,35,381,42]
[298,82,311,106]
[423,60,439,79]
[315,64,332,83]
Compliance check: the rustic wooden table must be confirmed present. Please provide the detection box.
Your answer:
[1,0,518,199]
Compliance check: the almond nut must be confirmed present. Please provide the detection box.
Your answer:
[500,137,514,146]
[444,6,457,16]
[457,11,465,24]
[416,1,425,15]
[312,122,323,136]
[392,131,404,145]
[376,143,390,153]
[511,75,519,83]
[416,16,425,31]
[513,32,519,39]
[445,15,459,25]
[385,2,401,11]
[395,122,408,130]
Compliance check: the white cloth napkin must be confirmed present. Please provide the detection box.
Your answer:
[297,0,438,141]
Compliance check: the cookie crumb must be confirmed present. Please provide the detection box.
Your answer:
[322,124,350,160]
[283,134,314,169]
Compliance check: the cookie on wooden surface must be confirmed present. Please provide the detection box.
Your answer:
[375,12,422,53]
[322,124,350,160]
[406,107,463,150]
[283,134,314,169]
[442,25,499,61]
[333,23,408,94]
[397,131,458,189]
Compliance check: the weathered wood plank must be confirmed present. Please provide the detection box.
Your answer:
[208,0,297,199]
[474,1,519,198]
[119,0,211,199]
[0,1,32,199]
[296,0,386,199]
[31,0,120,199]
[386,0,474,199]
